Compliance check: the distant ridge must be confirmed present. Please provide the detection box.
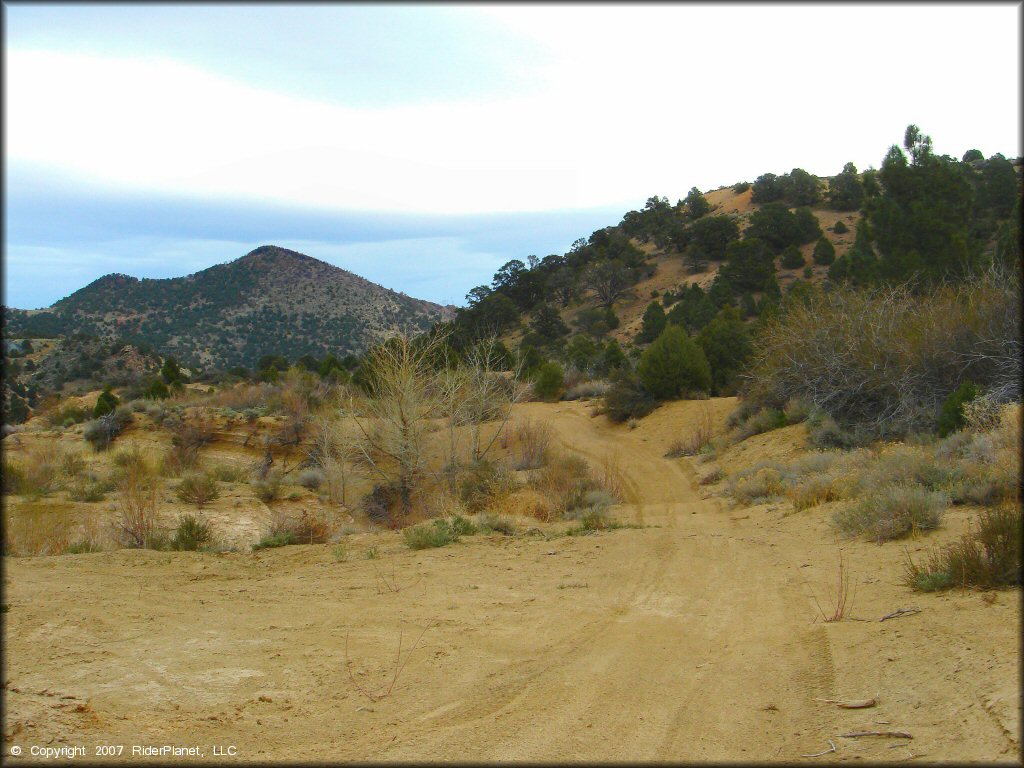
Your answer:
[4,245,453,369]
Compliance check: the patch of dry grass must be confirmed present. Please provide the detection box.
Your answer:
[3,500,74,556]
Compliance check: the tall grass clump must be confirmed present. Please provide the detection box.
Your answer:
[3,504,74,556]
[510,418,552,470]
[904,504,1021,591]
[112,456,161,549]
[833,484,947,542]
[3,444,66,498]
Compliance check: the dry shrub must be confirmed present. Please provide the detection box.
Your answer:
[666,405,714,457]
[729,463,787,504]
[159,442,200,477]
[172,417,216,452]
[563,380,611,401]
[113,459,160,549]
[860,444,955,492]
[833,484,946,542]
[699,466,725,485]
[905,504,1021,591]
[592,453,625,501]
[271,509,334,545]
[420,486,469,520]
[199,382,269,410]
[3,502,73,556]
[457,460,518,512]
[744,273,1020,437]
[786,474,842,511]
[529,453,616,518]
[4,443,66,498]
[175,472,220,509]
[208,462,250,483]
[501,488,555,521]
[510,418,553,470]
[252,471,282,503]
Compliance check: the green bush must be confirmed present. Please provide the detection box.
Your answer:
[637,325,711,400]
[145,379,170,400]
[171,514,213,551]
[447,514,477,537]
[252,531,297,550]
[604,370,657,423]
[937,382,978,437]
[904,505,1020,591]
[812,237,836,266]
[93,388,119,418]
[533,362,564,402]
[833,484,947,542]
[780,246,805,270]
[403,519,460,550]
[832,220,849,234]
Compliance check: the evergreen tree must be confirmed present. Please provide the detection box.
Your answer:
[828,162,865,211]
[93,386,119,418]
[697,306,752,393]
[530,304,570,343]
[812,237,836,265]
[720,237,776,292]
[602,339,628,372]
[740,291,757,319]
[684,187,711,220]
[637,301,668,343]
[161,356,183,385]
[780,245,806,269]
[708,273,735,307]
[637,325,712,399]
[868,125,979,282]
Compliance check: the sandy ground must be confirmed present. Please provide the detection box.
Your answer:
[3,400,1020,763]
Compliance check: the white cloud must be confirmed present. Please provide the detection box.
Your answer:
[5,5,1020,218]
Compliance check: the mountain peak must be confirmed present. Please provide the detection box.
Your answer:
[238,244,318,266]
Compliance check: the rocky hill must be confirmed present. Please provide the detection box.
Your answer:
[4,245,453,370]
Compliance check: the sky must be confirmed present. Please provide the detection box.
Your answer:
[4,3,1021,310]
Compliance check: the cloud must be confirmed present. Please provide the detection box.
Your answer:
[3,173,621,309]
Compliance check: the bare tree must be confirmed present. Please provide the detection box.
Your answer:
[347,333,446,516]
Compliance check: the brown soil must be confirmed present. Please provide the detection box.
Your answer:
[3,400,1019,762]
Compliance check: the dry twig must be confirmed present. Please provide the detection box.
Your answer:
[880,606,921,622]
[802,739,836,758]
[345,621,435,702]
[816,696,878,709]
[841,730,912,739]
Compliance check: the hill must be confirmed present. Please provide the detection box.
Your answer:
[3,245,453,370]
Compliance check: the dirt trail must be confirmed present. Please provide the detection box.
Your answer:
[3,401,1019,762]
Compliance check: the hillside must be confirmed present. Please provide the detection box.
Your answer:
[3,245,453,370]
[445,147,1020,378]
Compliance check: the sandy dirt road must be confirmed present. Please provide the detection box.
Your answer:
[3,400,1019,762]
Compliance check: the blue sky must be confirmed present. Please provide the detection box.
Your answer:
[4,3,1021,309]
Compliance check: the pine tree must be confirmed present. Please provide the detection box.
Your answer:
[637,326,711,399]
